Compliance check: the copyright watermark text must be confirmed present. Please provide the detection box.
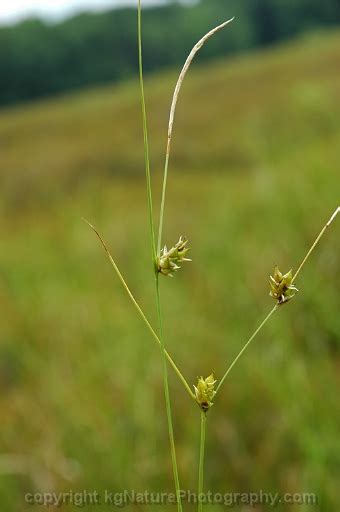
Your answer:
[24,489,318,508]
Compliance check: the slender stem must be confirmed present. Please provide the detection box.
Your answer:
[138,4,183,511]
[138,0,156,262]
[292,206,340,283]
[198,411,207,512]
[155,276,183,512]
[216,305,278,395]
[157,17,234,255]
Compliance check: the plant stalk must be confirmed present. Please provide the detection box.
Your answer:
[216,305,278,394]
[155,276,183,512]
[292,206,339,283]
[138,3,183,511]
[138,0,156,262]
[198,410,207,512]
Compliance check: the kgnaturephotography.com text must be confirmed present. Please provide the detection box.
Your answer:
[24,489,318,507]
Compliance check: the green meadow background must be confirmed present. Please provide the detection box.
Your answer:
[0,13,340,512]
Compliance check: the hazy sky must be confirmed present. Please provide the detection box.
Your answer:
[0,0,168,25]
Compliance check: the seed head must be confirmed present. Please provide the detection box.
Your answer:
[194,374,217,412]
[269,266,298,305]
[157,236,191,277]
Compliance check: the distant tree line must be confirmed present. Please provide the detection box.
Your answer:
[1,0,339,106]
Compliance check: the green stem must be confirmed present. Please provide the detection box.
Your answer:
[138,4,183,511]
[216,305,278,395]
[292,206,339,283]
[198,411,207,512]
[155,275,183,512]
[138,0,156,262]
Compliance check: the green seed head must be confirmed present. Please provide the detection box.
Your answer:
[194,374,217,412]
[157,236,191,277]
[269,266,298,305]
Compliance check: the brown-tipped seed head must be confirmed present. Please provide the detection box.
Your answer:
[269,266,298,305]
[194,374,217,412]
[157,236,191,277]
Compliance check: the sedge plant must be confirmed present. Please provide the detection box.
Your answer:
[85,2,339,510]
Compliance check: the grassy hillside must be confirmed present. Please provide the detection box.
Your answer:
[0,30,339,511]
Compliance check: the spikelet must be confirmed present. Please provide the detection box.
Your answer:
[157,236,191,277]
[194,374,217,412]
[269,266,298,305]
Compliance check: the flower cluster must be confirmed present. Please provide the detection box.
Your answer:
[269,266,298,305]
[157,236,191,277]
[194,374,217,412]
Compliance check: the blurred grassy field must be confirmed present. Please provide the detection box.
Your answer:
[0,29,339,511]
